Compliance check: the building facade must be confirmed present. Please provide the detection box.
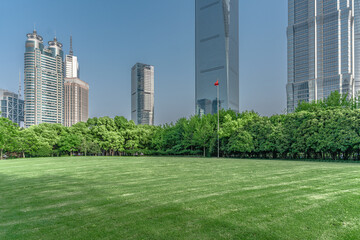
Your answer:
[65,36,80,79]
[24,30,64,127]
[0,89,24,126]
[65,55,80,79]
[287,0,360,112]
[64,78,89,127]
[195,0,239,116]
[131,63,154,125]
[64,37,89,127]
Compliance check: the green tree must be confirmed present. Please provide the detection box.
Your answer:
[0,117,19,159]
[58,132,82,156]
[193,114,215,157]
[16,128,41,158]
[220,114,254,156]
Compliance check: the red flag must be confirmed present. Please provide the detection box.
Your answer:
[214,80,219,86]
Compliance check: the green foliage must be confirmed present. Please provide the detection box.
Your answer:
[35,143,53,157]
[2,91,360,160]
[221,114,254,155]
[15,128,41,157]
[295,91,359,112]
[0,117,19,159]
[58,133,82,155]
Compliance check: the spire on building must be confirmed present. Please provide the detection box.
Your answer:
[69,36,73,56]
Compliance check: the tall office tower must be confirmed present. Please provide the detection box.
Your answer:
[0,89,24,126]
[131,63,154,125]
[24,30,64,128]
[287,0,360,112]
[64,37,89,127]
[195,0,239,116]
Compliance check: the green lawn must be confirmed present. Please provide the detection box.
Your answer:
[1,157,360,239]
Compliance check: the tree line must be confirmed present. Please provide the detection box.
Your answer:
[1,91,360,160]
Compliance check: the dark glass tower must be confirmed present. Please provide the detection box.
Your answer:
[195,0,239,115]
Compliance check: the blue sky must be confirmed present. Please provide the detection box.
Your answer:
[0,0,287,125]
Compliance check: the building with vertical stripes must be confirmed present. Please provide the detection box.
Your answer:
[287,0,360,112]
[24,30,64,127]
[131,63,154,125]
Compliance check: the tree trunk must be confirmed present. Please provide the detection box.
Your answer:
[203,146,206,157]
[23,152,25,158]
[0,149,2,160]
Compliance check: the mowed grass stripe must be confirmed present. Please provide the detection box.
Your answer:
[1,157,360,239]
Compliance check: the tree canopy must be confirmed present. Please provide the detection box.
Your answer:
[1,91,360,161]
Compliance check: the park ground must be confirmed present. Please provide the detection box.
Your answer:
[0,157,360,239]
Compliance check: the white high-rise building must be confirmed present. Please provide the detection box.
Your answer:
[287,0,360,112]
[65,55,79,79]
[131,63,154,125]
[65,36,80,79]
[24,30,64,127]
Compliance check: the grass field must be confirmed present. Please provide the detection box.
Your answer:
[1,157,360,239]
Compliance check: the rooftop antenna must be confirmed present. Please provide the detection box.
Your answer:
[69,35,73,56]
[33,23,36,33]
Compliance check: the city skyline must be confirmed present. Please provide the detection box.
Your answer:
[0,0,287,125]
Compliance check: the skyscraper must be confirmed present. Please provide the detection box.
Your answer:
[131,63,154,125]
[195,0,239,116]
[64,36,89,127]
[0,89,24,126]
[24,30,64,127]
[287,0,360,112]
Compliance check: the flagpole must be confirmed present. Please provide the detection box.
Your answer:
[217,82,220,158]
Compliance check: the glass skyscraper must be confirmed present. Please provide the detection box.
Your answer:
[131,63,154,125]
[0,89,24,126]
[24,30,64,127]
[287,0,360,112]
[195,0,239,116]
